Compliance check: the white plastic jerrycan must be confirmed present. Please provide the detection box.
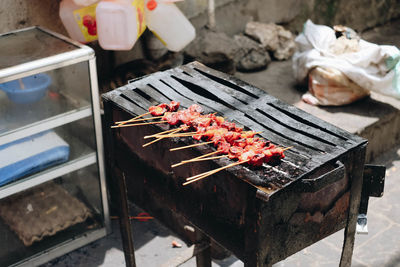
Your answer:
[145,0,195,52]
[59,0,98,43]
[96,0,139,50]
[73,0,98,5]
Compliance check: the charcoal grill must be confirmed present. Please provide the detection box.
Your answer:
[102,62,385,266]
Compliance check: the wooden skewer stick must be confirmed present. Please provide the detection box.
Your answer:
[116,112,150,125]
[171,155,227,168]
[194,155,227,161]
[184,169,215,182]
[149,132,201,138]
[111,121,169,128]
[183,160,249,185]
[187,155,227,162]
[170,141,213,151]
[282,146,294,151]
[144,128,182,139]
[185,160,249,182]
[187,150,221,160]
[142,128,182,147]
[145,131,198,139]
[170,150,221,168]
[142,137,164,148]
[185,159,237,181]
[117,116,163,123]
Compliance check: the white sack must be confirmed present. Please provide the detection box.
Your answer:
[293,20,400,100]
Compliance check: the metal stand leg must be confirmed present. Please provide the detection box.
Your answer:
[195,231,211,267]
[116,170,137,267]
[339,148,366,267]
[195,240,211,267]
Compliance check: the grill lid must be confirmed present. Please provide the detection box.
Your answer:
[103,61,366,195]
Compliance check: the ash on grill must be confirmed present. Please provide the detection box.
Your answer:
[103,62,385,267]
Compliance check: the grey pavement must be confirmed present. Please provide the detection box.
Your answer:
[44,20,400,267]
[43,144,400,267]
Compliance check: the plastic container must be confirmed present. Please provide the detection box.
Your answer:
[0,74,51,104]
[73,0,98,6]
[96,0,138,50]
[59,0,98,43]
[145,0,195,52]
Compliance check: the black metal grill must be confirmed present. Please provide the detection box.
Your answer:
[102,62,377,266]
[105,62,364,192]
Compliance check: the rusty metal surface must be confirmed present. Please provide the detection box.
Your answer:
[102,62,369,266]
[359,164,386,215]
[103,61,367,197]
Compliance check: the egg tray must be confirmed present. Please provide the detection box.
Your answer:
[0,182,91,246]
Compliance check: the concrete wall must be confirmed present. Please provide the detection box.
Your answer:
[2,0,399,36]
[1,0,399,65]
[0,0,66,36]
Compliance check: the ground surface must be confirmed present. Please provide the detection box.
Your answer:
[43,144,400,267]
[43,20,400,267]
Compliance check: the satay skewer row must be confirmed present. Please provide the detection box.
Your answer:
[115,101,181,125]
[183,160,250,186]
[175,143,290,170]
[119,110,216,127]
[184,145,289,183]
[149,130,262,140]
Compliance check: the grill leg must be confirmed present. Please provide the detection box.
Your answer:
[117,169,137,267]
[339,147,366,267]
[195,230,212,267]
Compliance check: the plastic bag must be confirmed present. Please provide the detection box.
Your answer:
[303,67,370,106]
[293,20,400,105]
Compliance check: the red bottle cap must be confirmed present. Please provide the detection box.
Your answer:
[147,0,157,10]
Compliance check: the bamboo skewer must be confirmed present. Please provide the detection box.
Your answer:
[148,132,199,139]
[171,150,221,168]
[144,128,182,139]
[116,112,150,125]
[142,137,164,147]
[190,150,221,160]
[183,160,249,185]
[282,146,293,151]
[171,155,226,168]
[143,128,182,147]
[111,120,169,128]
[186,160,249,182]
[170,141,213,151]
[184,170,215,182]
[192,155,227,161]
[117,116,163,123]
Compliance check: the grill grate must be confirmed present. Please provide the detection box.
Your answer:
[105,62,366,195]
